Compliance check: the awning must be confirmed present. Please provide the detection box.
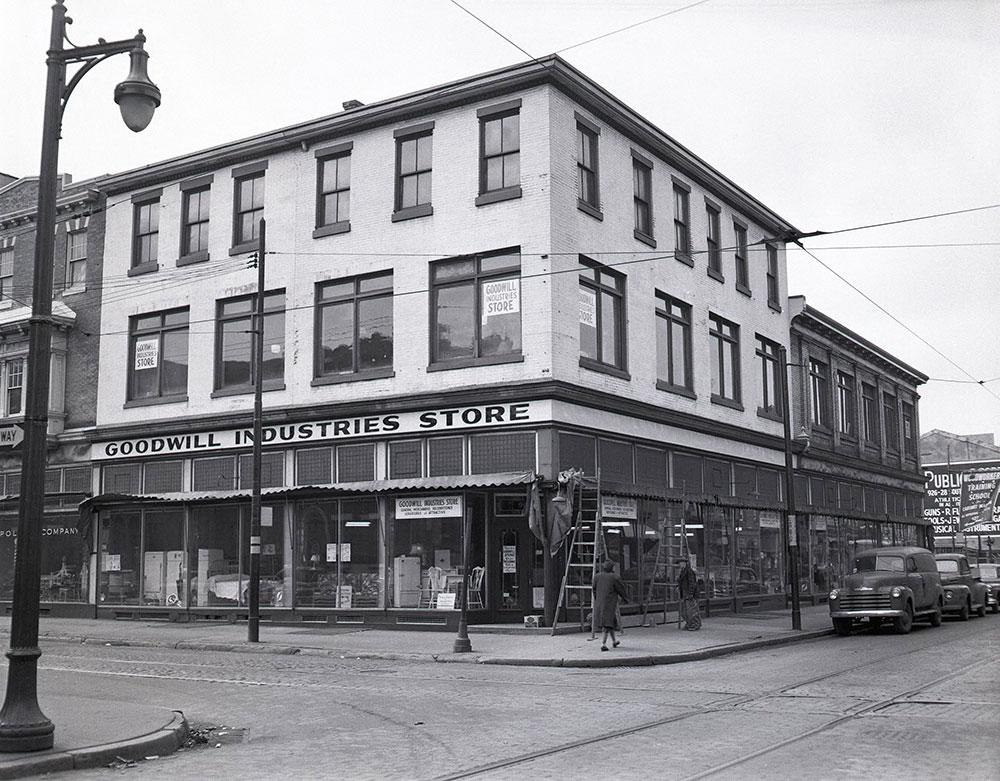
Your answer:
[78,470,537,511]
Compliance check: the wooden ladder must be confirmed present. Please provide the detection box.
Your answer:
[551,475,605,635]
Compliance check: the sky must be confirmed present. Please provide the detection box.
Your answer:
[2,0,998,442]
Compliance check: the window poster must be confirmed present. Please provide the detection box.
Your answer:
[103,553,121,572]
[579,288,596,327]
[482,278,520,324]
[134,338,159,370]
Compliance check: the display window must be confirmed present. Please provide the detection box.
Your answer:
[296,498,382,608]
[99,510,141,604]
[0,514,88,603]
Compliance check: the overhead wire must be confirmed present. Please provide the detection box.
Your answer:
[555,0,713,54]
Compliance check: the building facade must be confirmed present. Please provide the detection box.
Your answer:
[3,57,930,627]
[788,296,930,599]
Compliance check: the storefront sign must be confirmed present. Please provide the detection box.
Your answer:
[959,472,1000,531]
[601,495,637,520]
[436,592,457,610]
[502,545,517,573]
[96,401,546,460]
[482,279,520,323]
[924,461,1000,535]
[396,496,463,519]
[134,338,159,370]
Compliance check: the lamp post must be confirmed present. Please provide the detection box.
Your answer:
[452,504,472,653]
[778,345,802,631]
[0,1,159,752]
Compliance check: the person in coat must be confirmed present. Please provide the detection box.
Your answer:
[677,557,702,630]
[592,560,629,651]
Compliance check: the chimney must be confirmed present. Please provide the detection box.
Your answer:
[342,100,364,111]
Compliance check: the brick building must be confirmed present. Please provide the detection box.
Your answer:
[5,56,930,625]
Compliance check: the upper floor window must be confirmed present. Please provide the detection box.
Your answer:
[883,392,899,452]
[431,249,521,365]
[576,116,600,217]
[709,313,740,405]
[902,401,916,456]
[131,197,159,270]
[706,202,722,279]
[755,335,782,417]
[2,358,23,417]
[65,229,87,288]
[766,243,780,308]
[180,184,210,261]
[128,308,189,402]
[216,290,285,392]
[0,247,13,301]
[673,182,691,263]
[809,358,831,428]
[734,221,749,294]
[579,258,625,372]
[479,103,520,200]
[861,382,880,443]
[632,153,653,244]
[837,371,856,437]
[394,123,433,220]
[316,143,352,236]
[316,271,393,379]
[233,168,265,249]
[655,293,692,394]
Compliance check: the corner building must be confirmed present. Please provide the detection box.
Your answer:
[76,56,915,627]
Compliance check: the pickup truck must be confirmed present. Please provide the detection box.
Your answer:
[934,553,989,620]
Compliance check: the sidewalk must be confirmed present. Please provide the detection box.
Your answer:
[0,604,832,779]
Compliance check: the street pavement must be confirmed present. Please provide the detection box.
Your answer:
[0,604,833,778]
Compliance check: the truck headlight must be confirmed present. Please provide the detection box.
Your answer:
[891,587,902,598]
[945,590,953,599]
[829,589,839,600]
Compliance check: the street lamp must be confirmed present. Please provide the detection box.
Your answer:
[778,346,803,631]
[0,1,159,752]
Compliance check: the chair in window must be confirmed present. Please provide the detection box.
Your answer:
[420,566,445,608]
[466,566,485,610]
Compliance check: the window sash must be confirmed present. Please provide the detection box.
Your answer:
[234,174,264,245]
[734,223,748,287]
[215,292,284,389]
[673,187,690,255]
[316,274,393,376]
[4,359,23,416]
[481,113,520,193]
[862,385,880,442]
[318,153,351,226]
[837,373,856,436]
[576,126,598,207]
[128,309,189,400]
[633,161,652,236]
[755,337,781,413]
[181,187,210,256]
[656,296,691,389]
[809,359,830,427]
[766,244,779,303]
[132,200,159,266]
[707,207,721,272]
[709,315,740,401]
[579,261,624,369]
[396,134,432,210]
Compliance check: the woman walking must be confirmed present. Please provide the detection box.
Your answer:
[592,560,628,651]
[677,558,702,631]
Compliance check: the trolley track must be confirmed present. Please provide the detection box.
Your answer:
[432,630,995,780]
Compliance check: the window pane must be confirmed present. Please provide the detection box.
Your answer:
[655,316,668,381]
[416,136,432,170]
[672,322,687,386]
[220,320,252,387]
[501,115,518,150]
[480,278,520,357]
[320,300,354,374]
[486,157,503,192]
[504,154,520,188]
[161,330,189,396]
[484,118,502,155]
[358,295,393,369]
[600,290,619,366]
[262,310,285,381]
[435,284,475,360]
[579,286,598,361]
[400,139,417,174]
[416,172,432,205]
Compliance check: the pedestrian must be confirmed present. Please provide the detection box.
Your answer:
[677,558,702,631]
[592,560,628,651]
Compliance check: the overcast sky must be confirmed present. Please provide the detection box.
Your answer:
[2,0,998,443]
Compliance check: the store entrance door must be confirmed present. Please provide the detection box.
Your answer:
[490,513,532,622]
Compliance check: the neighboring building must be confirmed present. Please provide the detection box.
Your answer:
[788,297,930,598]
[0,173,106,610]
[3,56,932,627]
[920,431,1000,559]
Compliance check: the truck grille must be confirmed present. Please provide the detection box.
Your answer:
[838,594,891,611]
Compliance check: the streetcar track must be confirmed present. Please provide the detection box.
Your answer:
[432,628,995,781]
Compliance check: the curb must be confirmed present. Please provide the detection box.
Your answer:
[0,710,188,781]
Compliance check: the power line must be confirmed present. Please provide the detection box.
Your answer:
[449,0,539,61]
[556,0,713,54]
[776,203,1000,244]
[796,242,1000,406]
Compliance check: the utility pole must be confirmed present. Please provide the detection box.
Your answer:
[779,345,802,631]
[247,218,265,643]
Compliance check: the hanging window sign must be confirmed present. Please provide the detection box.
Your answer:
[601,495,637,520]
[134,338,159,370]
[396,496,463,519]
[759,511,782,529]
[579,288,596,327]
[482,279,520,323]
[103,554,121,572]
[502,545,517,573]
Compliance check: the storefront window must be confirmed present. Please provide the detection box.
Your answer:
[389,494,485,610]
[759,510,784,594]
[809,515,831,594]
[188,505,241,606]
[296,499,382,608]
[734,509,764,597]
[239,504,289,607]
[100,510,141,605]
[703,506,731,598]
[142,509,185,606]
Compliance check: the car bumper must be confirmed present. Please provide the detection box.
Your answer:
[830,609,906,619]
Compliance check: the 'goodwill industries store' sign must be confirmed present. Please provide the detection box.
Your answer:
[95,401,548,461]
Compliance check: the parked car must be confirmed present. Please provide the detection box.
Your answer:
[935,553,989,620]
[828,546,943,636]
[973,563,1000,613]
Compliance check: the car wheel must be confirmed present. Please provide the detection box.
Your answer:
[929,606,942,627]
[833,617,852,636]
[958,600,970,621]
[893,603,913,634]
